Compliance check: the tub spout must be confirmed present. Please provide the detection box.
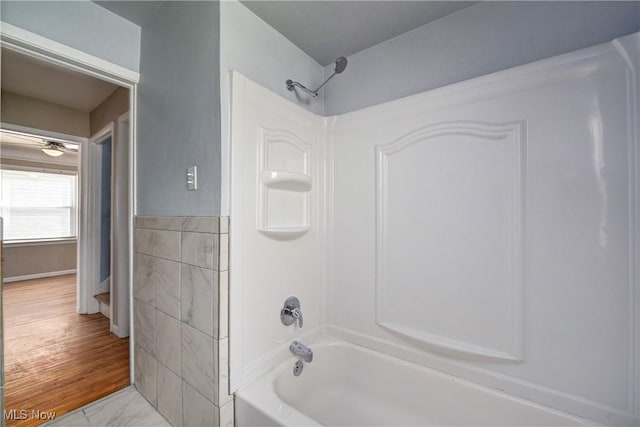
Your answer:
[290,340,313,363]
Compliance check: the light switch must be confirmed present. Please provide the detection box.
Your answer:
[187,166,198,191]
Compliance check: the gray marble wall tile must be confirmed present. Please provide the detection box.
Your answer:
[135,228,181,261]
[135,345,157,407]
[219,400,234,427]
[181,323,214,402]
[181,232,217,269]
[217,270,228,339]
[153,259,180,318]
[219,217,229,234]
[182,382,216,427]
[155,311,181,374]
[157,363,183,427]
[135,216,183,231]
[132,215,232,427]
[133,254,155,305]
[135,254,180,316]
[182,217,219,233]
[85,383,169,427]
[218,233,228,272]
[135,300,156,356]
[181,264,215,337]
[214,337,232,407]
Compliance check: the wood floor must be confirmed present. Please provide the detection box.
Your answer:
[3,275,130,427]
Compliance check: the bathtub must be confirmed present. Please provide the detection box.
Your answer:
[235,336,594,427]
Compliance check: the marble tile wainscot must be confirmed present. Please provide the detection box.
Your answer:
[133,216,232,427]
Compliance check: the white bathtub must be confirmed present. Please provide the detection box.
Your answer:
[235,336,594,427]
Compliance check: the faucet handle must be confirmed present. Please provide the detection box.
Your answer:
[291,307,303,328]
[281,296,303,328]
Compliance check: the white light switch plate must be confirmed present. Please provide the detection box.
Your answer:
[187,166,198,190]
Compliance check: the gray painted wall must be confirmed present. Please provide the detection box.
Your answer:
[323,1,640,115]
[137,1,221,216]
[219,0,324,215]
[0,0,141,72]
[220,0,324,117]
[3,242,77,279]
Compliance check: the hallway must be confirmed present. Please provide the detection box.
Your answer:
[3,274,129,426]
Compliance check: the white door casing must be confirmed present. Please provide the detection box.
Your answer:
[1,22,139,383]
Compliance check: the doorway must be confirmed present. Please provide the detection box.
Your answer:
[0,37,137,424]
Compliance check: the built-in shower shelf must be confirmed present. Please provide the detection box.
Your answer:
[258,227,310,240]
[261,170,312,192]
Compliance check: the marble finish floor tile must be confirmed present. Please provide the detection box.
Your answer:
[43,411,91,427]
[44,387,170,427]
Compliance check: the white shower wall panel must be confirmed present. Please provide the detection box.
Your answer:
[330,34,638,424]
[230,73,327,391]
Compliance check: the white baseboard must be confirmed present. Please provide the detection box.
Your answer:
[99,300,111,319]
[3,269,77,283]
[110,323,130,338]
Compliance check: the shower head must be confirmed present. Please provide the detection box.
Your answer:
[286,56,349,98]
[334,57,348,74]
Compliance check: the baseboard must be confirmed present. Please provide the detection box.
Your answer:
[99,300,111,319]
[3,269,77,283]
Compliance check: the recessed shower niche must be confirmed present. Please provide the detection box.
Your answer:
[257,128,312,239]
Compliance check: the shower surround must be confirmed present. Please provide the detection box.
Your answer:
[230,32,640,426]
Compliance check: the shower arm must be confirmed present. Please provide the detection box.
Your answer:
[286,56,347,98]
[313,71,338,92]
[286,79,320,97]
[286,71,339,98]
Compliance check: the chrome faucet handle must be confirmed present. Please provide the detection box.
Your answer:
[281,296,303,328]
[291,307,303,328]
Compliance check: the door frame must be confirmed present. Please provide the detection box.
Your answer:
[113,112,131,338]
[1,22,139,384]
[85,124,115,316]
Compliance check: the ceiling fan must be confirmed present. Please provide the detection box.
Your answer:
[0,130,79,157]
[41,141,66,157]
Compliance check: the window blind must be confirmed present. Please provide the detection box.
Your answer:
[0,169,77,241]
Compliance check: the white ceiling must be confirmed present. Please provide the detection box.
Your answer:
[1,48,119,112]
[0,131,79,151]
[240,1,478,65]
[0,132,46,147]
[0,131,79,166]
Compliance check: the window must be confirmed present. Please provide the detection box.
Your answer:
[0,169,77,241]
